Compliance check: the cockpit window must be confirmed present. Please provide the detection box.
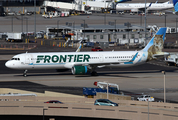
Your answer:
[11,58,20,61]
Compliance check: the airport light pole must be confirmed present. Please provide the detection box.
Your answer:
[140,14,142,26]
[104,13,106,25]
[73,21,75,33]
[107,82,108,99]
[34,0,36,38]
[83,20,85,39]
[145,0,147,45]
[21,14,23,33]
[24,17,28,34]
[148,99,149,120]
[43,108,48,120]
[124,22,131,44]
[115,19,116,42]
[57,20,60,37]
[162,71,166,103]
[176,18,178,41]
[164,15,167,27]
[11,16,13,32]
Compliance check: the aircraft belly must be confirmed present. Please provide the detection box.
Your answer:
[28,64,65,70]
[105,64,134,68]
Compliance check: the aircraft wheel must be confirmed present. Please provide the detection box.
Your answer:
[91,71,98,76]
[23,73,27,77]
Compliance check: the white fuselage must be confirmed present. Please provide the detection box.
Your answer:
[116,2,173,11]
[5,51,148,70]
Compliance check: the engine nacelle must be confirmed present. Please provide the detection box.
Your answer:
[71,66,87,75]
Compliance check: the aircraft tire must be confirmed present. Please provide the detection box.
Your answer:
[91,71,98,76]
[23,73,27,77]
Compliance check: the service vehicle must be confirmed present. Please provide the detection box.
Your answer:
[91,47,103,51]
[83,81,119,97]
[6,33,22,42]
[85,42,94,47]
[137,95,154,102]
[165,54,178,66]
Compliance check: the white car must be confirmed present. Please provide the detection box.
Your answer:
[137,95,154,102]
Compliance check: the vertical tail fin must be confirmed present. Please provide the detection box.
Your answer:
[142,27,167,61]
[173,0,178,13]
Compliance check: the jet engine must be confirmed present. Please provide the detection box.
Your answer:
[71,66,87,75]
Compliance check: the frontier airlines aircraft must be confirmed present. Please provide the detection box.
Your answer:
[6,28,167,77]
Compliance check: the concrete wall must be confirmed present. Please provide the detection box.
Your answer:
[0,96,178,120]
[96,92,131,100]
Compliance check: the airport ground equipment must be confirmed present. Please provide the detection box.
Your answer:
[83,81,119,97]
[165,54,178,66]
[137,95,154,102]
[6,33,22,42]
[93,81,119,90]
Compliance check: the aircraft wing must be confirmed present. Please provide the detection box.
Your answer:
[138,3,152,11]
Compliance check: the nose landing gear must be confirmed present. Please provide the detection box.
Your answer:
[23,70,28,77]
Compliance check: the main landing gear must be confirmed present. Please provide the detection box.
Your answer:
[23,70,28,77]
[91,71,98,76]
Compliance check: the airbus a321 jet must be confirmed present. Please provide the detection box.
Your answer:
[6,28,167,77]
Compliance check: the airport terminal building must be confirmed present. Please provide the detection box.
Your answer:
[46,23,151,46]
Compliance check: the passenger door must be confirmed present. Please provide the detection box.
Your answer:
[25,54,31,65]
[99,54,104,62]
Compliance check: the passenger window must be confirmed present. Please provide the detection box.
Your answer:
[100,35,103,39]
[93,35,97,39]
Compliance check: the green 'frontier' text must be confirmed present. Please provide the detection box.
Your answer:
[36,54,90,63]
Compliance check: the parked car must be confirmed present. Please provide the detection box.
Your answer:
[137,95,154,102]
[85,42,95,47]
[94,99,118,106]
[91,47,103,51]
[44,100,63,104]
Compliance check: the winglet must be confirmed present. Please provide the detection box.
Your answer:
[148,2,152,7]
[76,40,83,52]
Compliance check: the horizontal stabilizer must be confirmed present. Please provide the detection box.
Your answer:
[152,52,170,59]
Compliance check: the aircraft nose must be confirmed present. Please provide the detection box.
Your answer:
[5,61,10,68]
[5,61,13,68]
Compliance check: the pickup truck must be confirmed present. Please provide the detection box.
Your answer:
[165,54,178,67]
[137,95,154,102]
